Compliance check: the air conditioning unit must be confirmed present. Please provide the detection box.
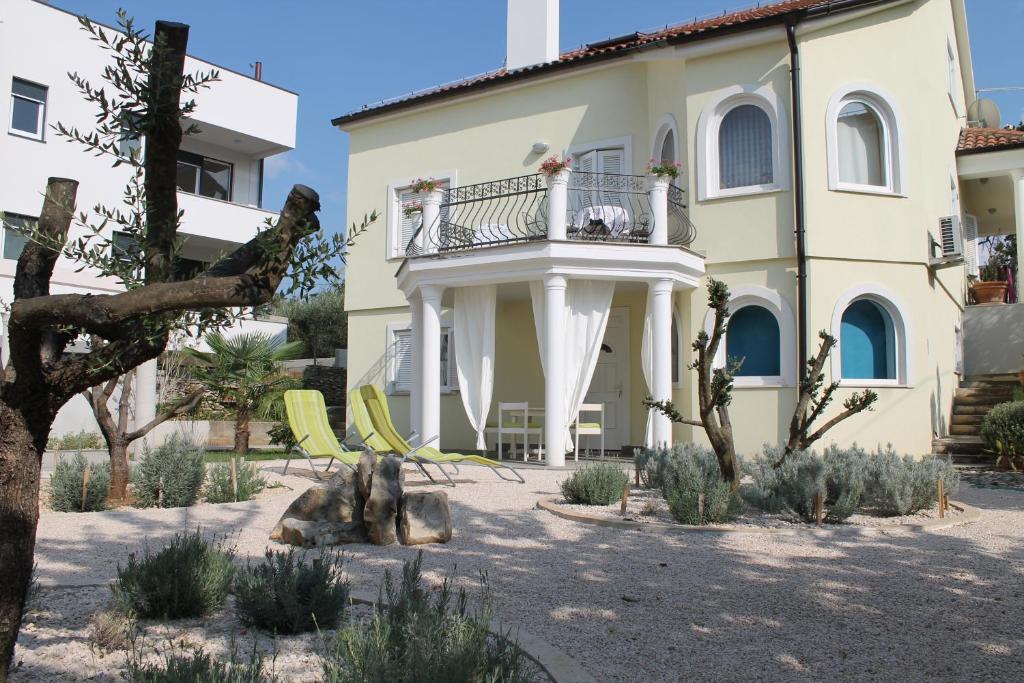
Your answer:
[938,215,963,258]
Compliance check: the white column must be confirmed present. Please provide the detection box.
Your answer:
[417,188,443,255]
[418,284,444,447]
[647,175,670,246]
[0,308,9,369]
[1013,170,1024,289]
[545,169,571,241]
[543,274,568,467]
[650,279,674,447]
[134,358,158,450]
[409,292,424,440]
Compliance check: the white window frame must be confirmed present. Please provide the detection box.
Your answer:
[830,284,911,388]
[825,83,906,197]
[9,77,47,141]
[385,320,458,394]
[385,170,457,261]
[702,285,796,388]
[651,114,680,167]
[671,306,684,389]
[696,84,789,201]
[946,37,959,114]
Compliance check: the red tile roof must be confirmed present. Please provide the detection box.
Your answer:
[333,0,883,126]
[956,127,1024,155]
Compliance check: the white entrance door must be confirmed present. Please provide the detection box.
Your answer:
[582,307,630,453]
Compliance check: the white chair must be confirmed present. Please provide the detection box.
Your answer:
[572,205,631,238]
[495,402,543,462]
[572,403,605,461]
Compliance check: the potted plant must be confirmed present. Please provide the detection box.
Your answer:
[402,201,423,218]
[539,154,572,177]
[971,235,1016,305]
[409,178,443,194]
[646,158,682,180]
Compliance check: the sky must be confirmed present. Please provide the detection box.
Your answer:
[48,0,1024,258]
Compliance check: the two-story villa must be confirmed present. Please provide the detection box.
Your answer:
[336,0,1022,465]
[0,0,298,438]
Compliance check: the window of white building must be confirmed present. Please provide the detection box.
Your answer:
[176,151,233,201]
[387,325,458,394]
[826,85,905,196]
[10,78,48,140]
[696,85,789,200]
[2,213,35,260]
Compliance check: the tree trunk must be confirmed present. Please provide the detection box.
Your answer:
[108,440,130,503]
[234,410,250,454]
[0,402,50,679]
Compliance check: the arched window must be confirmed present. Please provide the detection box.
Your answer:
[826,85,904,195]
[719,104,774,189]
[727,305,781,376]
[660,128,676,165]
[840,299,895,380]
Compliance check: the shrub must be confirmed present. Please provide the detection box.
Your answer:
[234,548,349,635]
[744,446,868,523]
[321,553,530,683]
[656,444,742,525]
[560,463,629,505]
[131,435,206,508]
[47,429,104,451]
[267,420,297,451]
[48,453,111,512]
[87,606,135,653]
[112,530,235,619]
[980,400,1024,458]
[863,448,959,516]
[205,460,267,503]
[125,644,267,683]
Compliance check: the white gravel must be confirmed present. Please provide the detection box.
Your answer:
[15,463,1024,681]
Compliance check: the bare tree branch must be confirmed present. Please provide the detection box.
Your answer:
[125,387,204,441]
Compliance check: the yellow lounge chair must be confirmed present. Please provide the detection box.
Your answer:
[350,384,525,484]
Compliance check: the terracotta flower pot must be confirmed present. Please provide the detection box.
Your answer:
[972,281,1008,305]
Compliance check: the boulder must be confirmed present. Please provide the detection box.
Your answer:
[270,466,364,541]
[356,450,376,500]
[278,518,367,547]
[364,455,404,545]
[398,491,452,545]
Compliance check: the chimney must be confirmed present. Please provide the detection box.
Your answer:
[506,0,559,71]
[253,61,263,81]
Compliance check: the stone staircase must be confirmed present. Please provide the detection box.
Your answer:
[933,374,1019,466]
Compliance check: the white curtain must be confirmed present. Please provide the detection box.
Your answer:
[719,104,773,189]
[454,285,496,450]
[640,289,655,447]
[530,279,615,453]
[837,101,885,186]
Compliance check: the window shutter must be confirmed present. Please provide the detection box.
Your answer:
[397,189,421,257]
[597,149,626,211]
[962,214,979,278]
[393,329,413,391]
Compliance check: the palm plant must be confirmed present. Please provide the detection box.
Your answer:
[184,332,303,453]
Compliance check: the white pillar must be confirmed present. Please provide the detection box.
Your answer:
[545,169,571,241]
[418,284,444,447]
[1013,170,1024,289]
[543,274,568,466]
[134,358,158,450]
[416,188,443,255]
[650,279,674,447]
[0,308,9,369]
[647,175,670,246]
[409,292,424,440]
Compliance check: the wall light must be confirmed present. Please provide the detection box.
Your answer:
[531,141,550,154]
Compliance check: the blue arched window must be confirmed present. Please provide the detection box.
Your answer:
[727,305,781,376]
[841,299,895,379]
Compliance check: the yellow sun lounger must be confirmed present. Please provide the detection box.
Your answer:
[350,384,524,484]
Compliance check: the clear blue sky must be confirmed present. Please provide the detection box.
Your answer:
[49,0,1024,254]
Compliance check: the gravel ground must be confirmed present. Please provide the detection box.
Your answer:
[15,463,1024,682]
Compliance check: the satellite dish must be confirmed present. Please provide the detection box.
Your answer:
[968,98,1002,128]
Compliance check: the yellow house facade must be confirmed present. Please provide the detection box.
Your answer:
[336,0,989,462]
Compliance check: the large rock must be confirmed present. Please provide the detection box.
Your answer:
[270,466,364,542]
[398,491,452,545]
[364,455,404,545]
[356,450,376,500]
[278,518,367,547]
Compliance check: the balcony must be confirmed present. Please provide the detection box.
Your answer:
[405,171,696,257]
[177,191,278,245]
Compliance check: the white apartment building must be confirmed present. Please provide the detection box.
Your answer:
[0,0,297,438]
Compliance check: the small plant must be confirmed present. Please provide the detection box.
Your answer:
[267,420,297,451]
[560,464,629,505]
[234,548,348,635]
[48,453,111,512]
[635,442,709,490]
[321,553,530,683]
[125,642,267,683]
[46,429,104,451]
[402,201,423,217]
[744,446,868,523]
[646,158,682,179]
[131,435,206,508]
[539,154,572,176]
[87,605,136,653]
[980,400,1024,460]
[112,529,235,619]
[409,177,443,193]
[205,460,267,503]
[658,444,743,525]
[863,448,959,516]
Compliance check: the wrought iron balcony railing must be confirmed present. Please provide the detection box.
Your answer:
[405,171,696,257]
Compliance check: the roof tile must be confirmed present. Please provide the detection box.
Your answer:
[957,127,1024,155]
